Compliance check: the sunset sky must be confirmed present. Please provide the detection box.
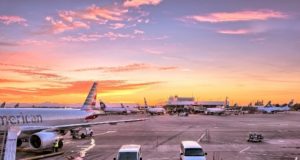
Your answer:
[0,0,299,106]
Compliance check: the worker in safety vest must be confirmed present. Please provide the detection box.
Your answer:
[53,140,59,152]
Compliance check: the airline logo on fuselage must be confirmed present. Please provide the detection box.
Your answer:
[0,113,43,126]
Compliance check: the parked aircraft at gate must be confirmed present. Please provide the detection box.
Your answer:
[256,100,294,113]
[0,82,146,160]
[144,98,166,115]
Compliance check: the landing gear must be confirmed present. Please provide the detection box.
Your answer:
[58,139,64,148]
[17,139,22,147]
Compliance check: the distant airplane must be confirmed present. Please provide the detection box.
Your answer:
[0,82,146,160]
[0,102,5,108]
[256,100,294,113]
[144,97,166,115]
[100,100,131,114]
[121,103,141,114]
[204,97,228,115]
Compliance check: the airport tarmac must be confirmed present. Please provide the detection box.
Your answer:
[17,112,300,160]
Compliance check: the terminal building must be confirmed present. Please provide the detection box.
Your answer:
[165,95,229,111]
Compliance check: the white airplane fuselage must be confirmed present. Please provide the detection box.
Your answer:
[0,108,96,137]
[146,107,166,115]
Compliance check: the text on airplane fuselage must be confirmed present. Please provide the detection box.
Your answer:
[0,113,43,126]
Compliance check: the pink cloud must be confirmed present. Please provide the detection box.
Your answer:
[0,68,65,80]
[61,34,102,42]
[0,15,27,26]
[46,16,89,33]
[217,29,251,35]
[110,23,125,29]
[104,32,132,40]
[134,29,144,34]
[124,0,162,8]
[185,10,287,23]
[61,32,133,42]
[58,5,127,22]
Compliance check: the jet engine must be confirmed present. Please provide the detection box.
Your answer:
[29,132,63,149]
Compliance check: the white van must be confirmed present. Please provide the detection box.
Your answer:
[114,144,142,160]
[180,141,207,160]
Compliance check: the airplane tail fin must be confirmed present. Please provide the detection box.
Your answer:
[99,100,106,110]
[81,82,97,111]
[265,101,272,107]
[288,99,294,107]
[144,97,148,108]
[0,102,5,108]
[14,103,19,108]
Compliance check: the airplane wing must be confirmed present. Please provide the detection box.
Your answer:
[21,118,147,132]
[3,127,21,160]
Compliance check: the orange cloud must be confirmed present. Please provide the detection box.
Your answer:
[74,63,177,72]
[74,63,149,72]
[217,29,251,35]
[0,79,23,83]
[0,15,27,26]
[124,0,162,8]
[0,80,161,97]
[158,66,178,70]
[185,10,287,23]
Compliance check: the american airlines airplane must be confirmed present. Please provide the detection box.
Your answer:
[0,82,146,160]
[256,100,294,113]
[144,98,166,115]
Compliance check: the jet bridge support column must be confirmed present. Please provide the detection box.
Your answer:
[0,130,8,160]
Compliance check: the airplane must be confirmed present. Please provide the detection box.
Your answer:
[0,82,146,160]
[144,98,166,115]
[204,97,228,115]
[99,100,131,114]
[256,100,294,114]
[121,103,141,114]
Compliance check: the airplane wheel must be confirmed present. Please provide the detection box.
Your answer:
[81,133,86,139]
[90,132,93,137]
[17,139,22,147]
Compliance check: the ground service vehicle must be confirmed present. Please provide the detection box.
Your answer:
[114,144,142,160]
[180,141,207,160]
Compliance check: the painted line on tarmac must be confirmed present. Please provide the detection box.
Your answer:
[79,138,95,159]
[93,130,116,136]
[197,132,206,142]
[295,157,298,160]
[239,146,251,153]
